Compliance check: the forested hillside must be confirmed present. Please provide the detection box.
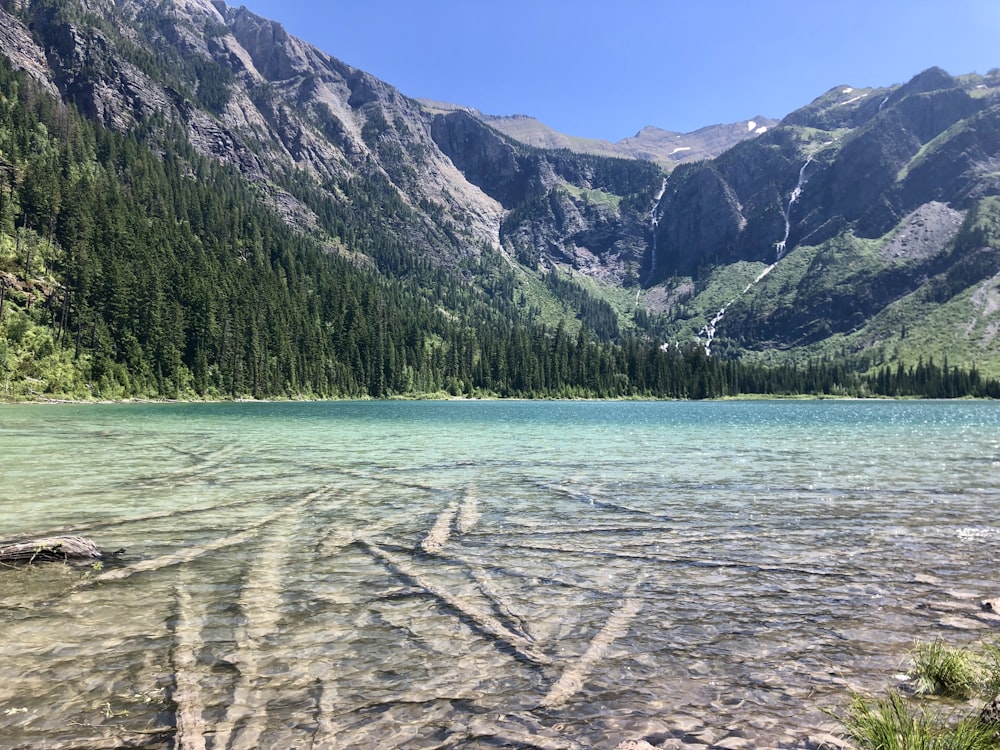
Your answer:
[0,0,998,400]
[2,56,994,400]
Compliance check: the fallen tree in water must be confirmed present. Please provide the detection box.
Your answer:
[0,536,103,564]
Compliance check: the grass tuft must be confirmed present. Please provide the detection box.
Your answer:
[910,640,989,699]
[842,690,998,750]
[842,690,932,750]
[981,643,1000,697]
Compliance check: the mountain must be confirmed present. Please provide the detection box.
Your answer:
[646,69,1000,370]
[417,99,778,166]
[421,66,1000,375]
[0,0,998,402]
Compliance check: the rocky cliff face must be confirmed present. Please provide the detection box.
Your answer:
[650,69,1000,282]
[0,0,504,252]
[419,99,778,166]
[430,110,663,284]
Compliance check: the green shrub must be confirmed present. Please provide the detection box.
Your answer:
[6,315,28,343]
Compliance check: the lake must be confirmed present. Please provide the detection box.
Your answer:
[1,400,999,749]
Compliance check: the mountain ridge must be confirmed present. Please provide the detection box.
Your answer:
[417,97,778,165]
[1,0,999,402]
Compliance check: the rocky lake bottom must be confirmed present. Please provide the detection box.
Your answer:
[1,400,999,749]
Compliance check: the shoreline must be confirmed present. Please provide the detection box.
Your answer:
[1,388,988,407]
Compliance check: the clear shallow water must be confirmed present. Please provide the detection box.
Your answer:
[1,400,999,749]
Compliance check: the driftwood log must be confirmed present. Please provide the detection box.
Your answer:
[0,536,103,564]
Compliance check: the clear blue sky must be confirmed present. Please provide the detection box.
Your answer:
[236,0,1000,142]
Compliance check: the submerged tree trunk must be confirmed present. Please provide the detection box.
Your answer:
[0,536,103,564]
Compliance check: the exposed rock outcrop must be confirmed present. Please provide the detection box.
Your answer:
[0,4,58,96]
[421,99,778,166]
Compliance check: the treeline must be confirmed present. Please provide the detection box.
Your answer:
[0,57,997,402]
[868,359,1000,399]
[435,332,1000,399]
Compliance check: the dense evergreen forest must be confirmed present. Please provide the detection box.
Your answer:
[0,58,997,401]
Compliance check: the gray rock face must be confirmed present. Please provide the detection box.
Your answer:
[430,109,661,282]
[0,4,58,96]
[431,111,529,209]
[649,70,1000,283]
[421,99,778,166]
[2,0,504,252]
[615,119,778,164]
[881,202,964,263]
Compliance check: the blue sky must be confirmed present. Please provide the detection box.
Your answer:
[237,0,1000,142]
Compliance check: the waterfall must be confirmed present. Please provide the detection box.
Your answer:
[775,156,812,260]
[700,308,727,357]
[699,155,813,355]
[645,178,668,285]
[699,263,780,356]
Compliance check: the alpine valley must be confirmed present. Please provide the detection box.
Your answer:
[1,0,999,400]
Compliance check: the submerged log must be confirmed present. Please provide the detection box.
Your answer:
[361,539,553,666]
[0,535,103,564]
[80,486,331,589]
[540,580,644,708]
[170,583,208,750]
[421,502,458,555]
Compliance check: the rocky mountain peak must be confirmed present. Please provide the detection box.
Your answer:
[419,101,779,167]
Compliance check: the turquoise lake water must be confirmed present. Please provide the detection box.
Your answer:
[1,400,999,748]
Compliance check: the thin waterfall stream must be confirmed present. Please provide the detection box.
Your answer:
[775,155,813,260]
[698,155,814,354]
[645,178,669,286]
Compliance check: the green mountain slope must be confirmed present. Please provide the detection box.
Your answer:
[0,0,998,398]
[645,69,1000,375]
[4,50,893,401]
